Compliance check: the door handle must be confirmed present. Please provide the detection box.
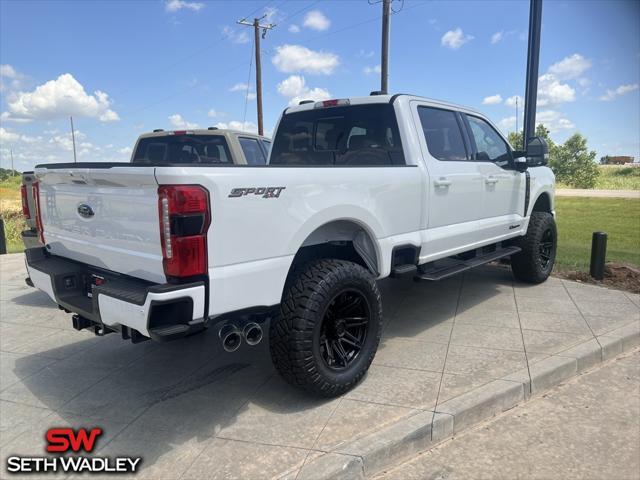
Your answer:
[434,177,451,187]
[485,176,499,185]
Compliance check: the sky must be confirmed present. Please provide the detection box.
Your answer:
[0,0,639,171]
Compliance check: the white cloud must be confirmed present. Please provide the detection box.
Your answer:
[536,110,575,132]
[441,28,473,50]
[490,31,503,44]
[363,65,381,75]
[498,116,517,132]
[276,75,331,106]
[118,146,132,155]
[264,6,278,23]
[358,50,375,59]
[505,95,522,107]
[165,0,204,12]
[168,114,199,129]
[547,54,592,80]
[303,10,330,31]
[537,73,576,106]
[214,120,258,133]
[2,73,119,122]
[229,83,256,100]
[0,64,26,93]
[229,82,250,92]
[0,64,18,78]
[272,44,339,75]
[288,24,300,33]
[222,26,250,44]
[482,94,502,105]
[207,109,225,118]
[599,83,639,101]
[0,127,40,144]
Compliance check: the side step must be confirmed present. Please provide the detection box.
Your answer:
[390,264,417,277]
[414,246,521,282]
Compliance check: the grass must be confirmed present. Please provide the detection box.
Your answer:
[556,165,640,190]
[0,175,25,254]
[555,197,640,271]
[1,176,638,272]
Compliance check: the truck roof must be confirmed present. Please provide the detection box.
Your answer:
[284,93,484,118]
[136,129,270,141]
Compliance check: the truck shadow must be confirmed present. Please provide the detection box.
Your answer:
[8,265,514,476]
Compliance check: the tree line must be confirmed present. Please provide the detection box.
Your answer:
[508,126,600,189]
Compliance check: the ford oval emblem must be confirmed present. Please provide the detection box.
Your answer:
[77,204,94,218]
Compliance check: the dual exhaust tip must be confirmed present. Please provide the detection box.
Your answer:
[219,322,263,352]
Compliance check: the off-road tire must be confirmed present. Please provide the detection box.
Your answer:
[269,259,382,397]
[511,211,557,284]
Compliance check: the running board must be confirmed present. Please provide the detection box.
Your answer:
[390,264,418,277]
[414,246,521,282]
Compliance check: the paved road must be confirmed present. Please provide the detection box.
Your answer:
[376,348,640,480]
[556,188,639,198]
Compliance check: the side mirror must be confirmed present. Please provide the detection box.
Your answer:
[525,136,549,166]
[513,156,528,172]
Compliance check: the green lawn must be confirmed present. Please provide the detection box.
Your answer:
[555,197,640,271]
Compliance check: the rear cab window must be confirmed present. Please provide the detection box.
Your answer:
[270,103,405,166]
[132,135,232,165]
[238,137,267,165]
[417,106,468,161]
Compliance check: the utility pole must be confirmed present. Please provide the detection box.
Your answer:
[515,97,519,145]
[381,0,391,94]
[70,116,77,163]
[237,15,275,136]
[523,0,543,149]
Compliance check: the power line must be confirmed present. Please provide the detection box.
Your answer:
[242,34,255,127]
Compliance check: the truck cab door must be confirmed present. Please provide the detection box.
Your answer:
[462,114,526,238]
[412,103,486,258]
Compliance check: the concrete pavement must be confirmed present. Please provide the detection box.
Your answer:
[556,188,639,198]
[0,252,638,479]
[375,348,640,480]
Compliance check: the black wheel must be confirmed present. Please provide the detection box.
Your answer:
[511,211,557,283]
[269,259,382,397]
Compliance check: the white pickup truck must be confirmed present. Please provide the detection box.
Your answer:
[25,94,556,396]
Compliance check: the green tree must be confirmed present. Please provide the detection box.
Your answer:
[550,133,599,188]
[507,124,556,156]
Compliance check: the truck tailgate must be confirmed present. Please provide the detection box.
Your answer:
[35,166,166,283]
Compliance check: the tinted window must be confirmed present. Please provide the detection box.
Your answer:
[465,115,511,166]
[261,139,272,154]
[132,135,232,164]
[270,104,405,166]
[239,137,267,165]
[417,107,468,161]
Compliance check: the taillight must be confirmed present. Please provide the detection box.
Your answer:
[158,185,210,279]
[32,182,45,244]
[21,185,30,217]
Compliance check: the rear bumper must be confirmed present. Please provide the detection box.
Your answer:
[25,248,206,342]
[21,229,42,249]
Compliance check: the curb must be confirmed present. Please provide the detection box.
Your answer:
[298,320,640,479]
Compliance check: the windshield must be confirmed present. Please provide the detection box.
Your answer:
[270,104,405,166]
[132,135,233,165]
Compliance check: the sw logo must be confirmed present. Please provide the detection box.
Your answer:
[46,427,103,453]
[6,427,141,474]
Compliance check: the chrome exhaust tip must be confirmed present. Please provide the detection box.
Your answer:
[242,322,263,346]
[219,324,242,353]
